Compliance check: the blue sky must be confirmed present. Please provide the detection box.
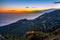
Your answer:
[1,0,60,9]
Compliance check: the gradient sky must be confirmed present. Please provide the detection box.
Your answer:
[0,0,60,26]
[0,0,60,10]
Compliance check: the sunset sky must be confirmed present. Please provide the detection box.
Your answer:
[0,0,60,26]
[0,0,60,12]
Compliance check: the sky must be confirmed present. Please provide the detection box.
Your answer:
[0,0,60,11]
[0,0,60,26]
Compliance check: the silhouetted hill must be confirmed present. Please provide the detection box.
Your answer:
[34,9,60,32]
[0,9,60,36]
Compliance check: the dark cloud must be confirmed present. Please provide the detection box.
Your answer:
[26,7,29,8]
[54,2,60,4]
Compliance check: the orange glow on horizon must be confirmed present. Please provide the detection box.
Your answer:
[0,8,48,13]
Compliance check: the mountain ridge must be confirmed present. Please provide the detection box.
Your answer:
[0,9,60,36]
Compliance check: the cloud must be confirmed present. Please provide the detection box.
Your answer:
[26,7,29,8]
[54,2,60,4]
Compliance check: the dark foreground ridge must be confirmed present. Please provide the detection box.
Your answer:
[0,9,60,37]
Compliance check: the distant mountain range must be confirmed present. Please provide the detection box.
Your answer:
[0,9,60,36]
